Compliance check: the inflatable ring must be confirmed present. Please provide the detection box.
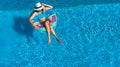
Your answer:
[34,9,57,32]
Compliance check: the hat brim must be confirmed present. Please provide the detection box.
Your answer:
[34,6,44,11]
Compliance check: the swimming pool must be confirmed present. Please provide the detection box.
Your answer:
[0,0,120,67]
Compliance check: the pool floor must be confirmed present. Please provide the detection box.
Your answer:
[0,2,120,67]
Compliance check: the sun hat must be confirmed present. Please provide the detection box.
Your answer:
[34,2,44,11]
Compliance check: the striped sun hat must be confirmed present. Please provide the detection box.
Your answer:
[34,2,44,11]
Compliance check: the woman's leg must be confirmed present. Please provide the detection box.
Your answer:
[45,21,51,44]
[49,25,62,43]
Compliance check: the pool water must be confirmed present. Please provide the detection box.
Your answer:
[0,0,120,67]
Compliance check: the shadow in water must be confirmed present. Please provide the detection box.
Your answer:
[13,17,39,43]
[0,0,120,10]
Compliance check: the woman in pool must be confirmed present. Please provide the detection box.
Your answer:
[29,2,62,44]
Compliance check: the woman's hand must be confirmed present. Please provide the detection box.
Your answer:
[32,25,39,29]
[41,3,45,6]
[42,3,53,10]
[32,23,39,30]
[34,26,39,30]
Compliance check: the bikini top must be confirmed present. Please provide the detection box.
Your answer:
[38,12,46,18]
[32,12,46,22]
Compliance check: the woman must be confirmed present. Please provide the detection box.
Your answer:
[29,2,62,44]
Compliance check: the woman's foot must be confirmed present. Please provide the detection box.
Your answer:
[56,38,62,44]
[48,38,51,44]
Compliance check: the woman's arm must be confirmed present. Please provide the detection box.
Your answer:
[29,11,36,25]
[42,3,53,10]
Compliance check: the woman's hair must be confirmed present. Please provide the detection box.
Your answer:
[34,10,39,12]
[41,9,44,12]
[34,9,44,12]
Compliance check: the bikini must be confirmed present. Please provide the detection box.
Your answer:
[31,9,57,30]
[32,12,46,23]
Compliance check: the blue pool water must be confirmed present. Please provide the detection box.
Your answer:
[0,0,120,67]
